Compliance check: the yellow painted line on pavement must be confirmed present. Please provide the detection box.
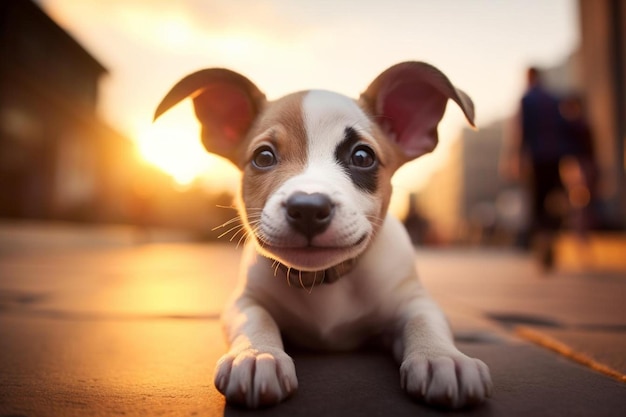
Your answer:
[516,326,626,384]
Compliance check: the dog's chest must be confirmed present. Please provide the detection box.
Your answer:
[260,272,397,350]
[245,215,418,350]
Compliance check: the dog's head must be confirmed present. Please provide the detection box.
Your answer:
[154,62,474,275]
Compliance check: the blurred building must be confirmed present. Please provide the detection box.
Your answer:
[0,0,120,220]
[578,0,626,229]
[0,0,234,236]
[415,122,515,245]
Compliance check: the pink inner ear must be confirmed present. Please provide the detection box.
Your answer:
[379,82,448,159]
[193,83,255,145]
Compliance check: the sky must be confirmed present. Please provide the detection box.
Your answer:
[37,0,579,200]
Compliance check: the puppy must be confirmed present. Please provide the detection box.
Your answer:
[154,62,492,409]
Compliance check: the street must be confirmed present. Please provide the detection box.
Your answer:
[0,224,625,416]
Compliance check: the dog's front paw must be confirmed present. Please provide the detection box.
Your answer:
[400,353,492,409]
[214,347,298,408]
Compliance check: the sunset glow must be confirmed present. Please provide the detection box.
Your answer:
[39,0,577,195]
[135,101,238,188]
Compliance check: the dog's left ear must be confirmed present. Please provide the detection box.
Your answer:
[154,69,266,163]
[360,61,475,161]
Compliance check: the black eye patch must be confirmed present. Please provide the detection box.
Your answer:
[334,127,379,193]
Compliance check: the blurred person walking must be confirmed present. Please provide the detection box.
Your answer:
[502,67,568,270]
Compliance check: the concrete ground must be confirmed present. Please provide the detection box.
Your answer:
[0,222,625,417]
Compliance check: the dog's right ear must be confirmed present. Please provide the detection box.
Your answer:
[360,62,475,162]
[154,69,266,163]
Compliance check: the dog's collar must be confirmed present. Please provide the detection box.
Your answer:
[274,258,358,288]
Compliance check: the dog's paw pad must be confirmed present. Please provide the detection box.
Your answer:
[400,353,492,408]
[214,348,298,408]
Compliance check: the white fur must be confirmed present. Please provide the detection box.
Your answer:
[302,90,373,160]
[302,90,378,224]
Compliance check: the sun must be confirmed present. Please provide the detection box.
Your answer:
[135,101,239,189]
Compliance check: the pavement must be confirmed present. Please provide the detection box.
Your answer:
[0,221,625,417]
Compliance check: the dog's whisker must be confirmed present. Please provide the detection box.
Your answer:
[236,229,254,249]
[251,233,264,248]
[227,219,263,248]
[298,269,305,290]
[217,224,245,240]
[212,216,243,231]
[237,233,251,249]
[365,215,385,228]
[272,260,281,277]
[365,213,383,222]
[215,204,238,210]
[212,215,260,241]
[230,226,248,243]
[217,228,240,241]
[213,213,263,242]
[307,271,317,294]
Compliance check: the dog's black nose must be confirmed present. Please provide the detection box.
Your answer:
[285,192,334,238]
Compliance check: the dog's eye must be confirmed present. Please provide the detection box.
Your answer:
[252,147,277,169]
[350,146,376,168]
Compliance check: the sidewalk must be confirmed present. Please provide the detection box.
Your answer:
[0,223,625,416]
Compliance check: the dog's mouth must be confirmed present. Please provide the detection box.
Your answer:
[255,232,370,272]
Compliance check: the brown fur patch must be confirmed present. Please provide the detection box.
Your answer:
[238,92,309,220]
